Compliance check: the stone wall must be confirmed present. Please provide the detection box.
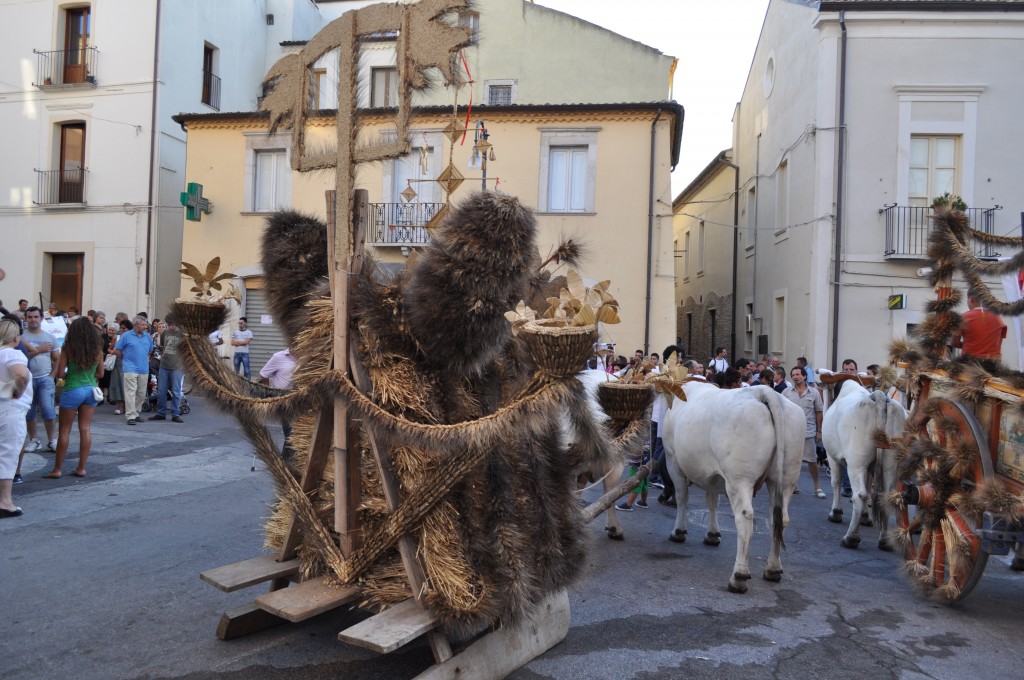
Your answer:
[676,292,733,363]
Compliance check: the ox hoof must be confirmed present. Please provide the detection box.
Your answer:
[859,514,873,528]
[605,527,625,541]
[827,510,844,524]
[728,573,751,594]
[841,535,861,549]
[703,532,721,547]
[763,568,784,583]
[877,537,894,552]
[669,529,687,544]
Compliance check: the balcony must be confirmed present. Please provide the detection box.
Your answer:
[368,202,442,249]
[202,69,221,110]
[34,47,98,89]
[882,204,1002,260]
[35,168,88,206]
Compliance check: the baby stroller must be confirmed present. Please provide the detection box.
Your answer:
[141,371,191,415]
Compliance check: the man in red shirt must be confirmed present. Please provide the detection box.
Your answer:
[952,294,1007,360]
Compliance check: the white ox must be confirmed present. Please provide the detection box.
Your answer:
[821,381,908,550]
[662,382,805,593]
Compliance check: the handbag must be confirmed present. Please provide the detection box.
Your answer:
[92,386,104,403]
[104,354,117,371]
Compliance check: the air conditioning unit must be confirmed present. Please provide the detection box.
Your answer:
[745,314,753,332]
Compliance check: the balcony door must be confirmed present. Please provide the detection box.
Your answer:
[59,123,85,203]
[50,253,84,312]
[64,7,90,84]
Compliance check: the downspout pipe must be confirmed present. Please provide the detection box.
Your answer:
[644,108,662,355]
[716,152,740,361]
[144,0,162,300]
[830,10,848,371]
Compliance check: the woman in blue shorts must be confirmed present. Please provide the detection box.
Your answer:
[44,317,104,478]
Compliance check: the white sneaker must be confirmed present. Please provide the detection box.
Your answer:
[48,439,58,452]
[27,440,41,453]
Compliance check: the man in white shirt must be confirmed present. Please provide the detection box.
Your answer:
[260,348,297,457]
[231,317,254,380]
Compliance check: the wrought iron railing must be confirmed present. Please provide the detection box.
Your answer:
[35,168,87,205]
[368,202,442,246]
[882,205,1002,259]
[202,69,221,110]
[34,47,98,88]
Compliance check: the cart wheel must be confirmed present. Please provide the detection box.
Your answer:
[141,401,152,413]
[180,401,190,416]
[894,397,993,603]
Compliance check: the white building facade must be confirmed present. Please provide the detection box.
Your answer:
[679,0,1024,370]
[0,0,325,318]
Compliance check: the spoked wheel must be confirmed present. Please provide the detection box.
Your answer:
[894,397,993,603]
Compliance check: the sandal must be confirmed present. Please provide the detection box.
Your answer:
[114,409,123,415]
[815,489,827,498]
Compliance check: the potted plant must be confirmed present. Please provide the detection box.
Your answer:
[931,192,967,212]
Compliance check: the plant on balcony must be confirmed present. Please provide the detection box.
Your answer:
[931,192,967,212]
[43,77,52,85]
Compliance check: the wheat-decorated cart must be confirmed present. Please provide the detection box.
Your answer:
[176,2,652,677]
[887,207,1024,604]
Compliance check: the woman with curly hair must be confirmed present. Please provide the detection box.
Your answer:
[43,317,104,478]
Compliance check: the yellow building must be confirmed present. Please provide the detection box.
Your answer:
[172,1,682,368]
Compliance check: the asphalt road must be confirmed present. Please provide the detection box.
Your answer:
[4,397,1024,679]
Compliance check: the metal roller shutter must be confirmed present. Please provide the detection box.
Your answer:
[244,288,288,377]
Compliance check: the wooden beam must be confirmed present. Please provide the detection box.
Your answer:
[200,554,300,593]
[412,590,571,680]
[338,598,439,653]
[215,603,288,641]
[278,408,335,560]
[254,576,360,623]
[348,344,453,663]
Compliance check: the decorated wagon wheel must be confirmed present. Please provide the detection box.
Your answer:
[895,396,994,603]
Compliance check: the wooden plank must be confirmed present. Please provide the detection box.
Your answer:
[278,408,335,560]
[254,575,361,623]
[413,590,571,680]
[338,598,439,653]
[200,554,299,593]
[215,602,288,640]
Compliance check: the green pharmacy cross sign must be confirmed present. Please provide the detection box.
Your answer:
[180,182,212,222]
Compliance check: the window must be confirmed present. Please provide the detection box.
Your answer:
[745,186,756,249]
[309,68,327,110]
[243,132,291,213]
[64,7,91,84]
[59,122,85,203]
[683,230,691,280]
[254,150,287,212]
[547,147,587,213]
[772,293,786,354]
[371,67,398,108]
[709,309,717,355]
[697,220,706,275]
[202,44,220,110]
[50,253,83,311]
[909,135,959,207]
[458,10,480,44]
[488,86,512,106]
[685,312,693,355]
[538,128,598,213]
[775,160,788,235]
[485,79,517,106]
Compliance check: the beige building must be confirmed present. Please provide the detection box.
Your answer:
[174,0,682,369]
[676,0,1024,371]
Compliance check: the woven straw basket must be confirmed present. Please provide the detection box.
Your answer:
[598,381,654,422]
[522,319,597,378]
[170,300,228,336]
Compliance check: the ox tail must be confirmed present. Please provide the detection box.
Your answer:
[869,391,892,528]
[758,389,788,551]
